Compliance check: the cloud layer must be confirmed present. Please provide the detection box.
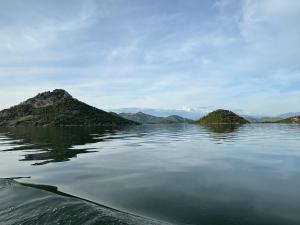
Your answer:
[0,0,299,115]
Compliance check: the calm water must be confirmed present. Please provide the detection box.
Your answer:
[0,124,300,225]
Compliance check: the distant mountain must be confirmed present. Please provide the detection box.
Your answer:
[276,116,300,124]
[278,112,300,119]
[243,112,300,123]
[194,109,249,124]
[119,112,193,124]
[244,116,283,123]
[112,108,205,120]
[0,89,137,127]
[163,115,193,123]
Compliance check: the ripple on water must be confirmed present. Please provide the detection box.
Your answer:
[0,124,300,225]
[0,179,169,225]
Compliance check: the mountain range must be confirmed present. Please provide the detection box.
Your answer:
[112,108,300,122]
[119,112,193,124]
[112,108,205,120]
[0,89,299,127]
[277,116,300,124]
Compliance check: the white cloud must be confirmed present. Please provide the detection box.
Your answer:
[0,0,97,59]
[0,0,299,114]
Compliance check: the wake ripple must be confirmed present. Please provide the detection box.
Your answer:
[0,179,171,225]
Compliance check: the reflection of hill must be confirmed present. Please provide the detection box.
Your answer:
[199,123,245,143]
[201,123,242,133]
[0,127,114,165]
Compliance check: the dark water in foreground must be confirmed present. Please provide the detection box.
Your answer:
[0,124,300,225]
[0,179,164,225]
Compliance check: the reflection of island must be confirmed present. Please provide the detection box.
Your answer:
[201,123,242,133]
[0,127,115,165]
[199,123,245,143]
[193,109,248,143]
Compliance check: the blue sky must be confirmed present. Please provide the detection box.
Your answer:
[0,0,299,115]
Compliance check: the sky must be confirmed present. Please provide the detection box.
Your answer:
[0,0,299,115]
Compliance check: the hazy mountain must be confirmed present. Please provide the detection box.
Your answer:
[0,89,137,127]
[244,116,283,123]
[112,108,205,120]
[194,109,249,124]
[277,116,300,124]
[163,115,193,123]
[278,112,300,119]
[243,112,300,122]
[119,112,193,124]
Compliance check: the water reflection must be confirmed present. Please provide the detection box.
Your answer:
[1,124,300,225]
[0,127,115,165]
[197,123,243,143]
[201,123,242,133]
[0,124,245,165]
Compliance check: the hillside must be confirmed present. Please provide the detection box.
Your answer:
[245,116,283,123]
[277,116,300,124]
[194,109,249,124]
[0,89,137,127]
[119,112,192,124]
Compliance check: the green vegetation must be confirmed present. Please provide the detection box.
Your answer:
[201,123,242,133]
[0,126,110,165]
[0,89,137,127]
[194,109,249,124]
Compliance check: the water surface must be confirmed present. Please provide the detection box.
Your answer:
[0,124,300,225]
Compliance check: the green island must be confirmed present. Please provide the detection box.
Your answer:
[193,109,249,124]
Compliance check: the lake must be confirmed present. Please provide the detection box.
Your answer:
[0,123,300,225]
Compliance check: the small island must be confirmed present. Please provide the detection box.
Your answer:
[193,109,249,124]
